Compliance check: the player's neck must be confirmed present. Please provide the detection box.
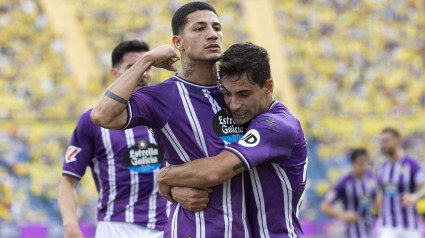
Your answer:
[178,60,218,86]
[387,148,403,163]
[353,171,365,179]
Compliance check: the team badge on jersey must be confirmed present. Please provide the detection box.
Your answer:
[123,140,163,173]
[212,109,246,143]
[238,129,260,147]
[65,146,81,163]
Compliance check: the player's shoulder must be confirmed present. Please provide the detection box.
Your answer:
[252,101,299,133]
[402,155,421,168]
[137,76,178,92]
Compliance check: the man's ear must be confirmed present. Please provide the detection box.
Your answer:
[110,68,118,79]
[265,78,274,94]
[172,35,184,51]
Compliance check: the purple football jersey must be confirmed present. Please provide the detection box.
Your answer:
[62,109,168,230]
[324,171,377,238]
[377,155,425,231]
[124,75,250,238]
[225,101,308,238]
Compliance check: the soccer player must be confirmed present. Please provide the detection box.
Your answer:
[58,40,208,238]
[157,42,308,238]
[376,128,425,238]
[320,148,377,238]
[90,2,250,237]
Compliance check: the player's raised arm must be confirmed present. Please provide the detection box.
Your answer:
[90,44,180,129]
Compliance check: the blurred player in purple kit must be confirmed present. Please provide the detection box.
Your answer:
[91,2,252,237]
[158,42,308,238]
[321,148,377,238]
[58,40,206,238]
[376,128,425,238]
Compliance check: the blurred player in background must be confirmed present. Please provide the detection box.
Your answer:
[58,40,207,238]
[320,148,377,238]
[90,2,252,237]
[376,128,425,238]
[157,42,308,238]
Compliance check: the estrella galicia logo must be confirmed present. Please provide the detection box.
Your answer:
[238,129,260,147]
[212,109,246,143]
[123,140,163,173]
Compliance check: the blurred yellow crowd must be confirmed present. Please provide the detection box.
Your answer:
[273,0,425,219]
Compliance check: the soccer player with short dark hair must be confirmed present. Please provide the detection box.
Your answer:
[58,40,169,238]
[321,148,377,238]
[157,42,308,237]
[375,128,425,238]
[91,2,251,237]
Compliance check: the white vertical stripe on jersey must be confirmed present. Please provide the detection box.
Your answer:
[296,189,305,218]
[222,180,233,238]
[403,164,415,230]
[204,88,242,236]
[147,168,159,229]
[392,161,403,228]
[202,89,221,113]
[382,162,392,227]
[147,129,158,229]
[176,82,209,157]
[101,128,116,221]
[195,211,206,238]
[296,156,308,218]
[241,173,250,237]
[161,123,190,163]
[166,201,171,217]
[93,158,103,209]
[355,179,367,238]
[125,129,138,223]
[345,181,356,238]
[250,168,270,238]
[171,204,181,238]
[272,163,295,238]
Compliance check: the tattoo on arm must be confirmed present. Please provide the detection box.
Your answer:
[104,90,128,104]
[232,162,244,172]
[183,62,196,78]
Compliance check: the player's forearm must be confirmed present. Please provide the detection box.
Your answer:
[91,54,154,128]
[159,158,222,188]
[159,151,245,189]
[58,178,80,228]
[320,202,344,219]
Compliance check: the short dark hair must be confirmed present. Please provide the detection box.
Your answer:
[112,40,150,67]
[381,127,401,139]
[350,148,368,163]
[172,1,217,35]
[219,42,271,87]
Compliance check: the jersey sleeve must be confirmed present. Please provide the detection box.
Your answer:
[224,114,299,170]
[324,178,346,203]
[122,81,177,130]
[411,159,425,185]
[62,110,97,179]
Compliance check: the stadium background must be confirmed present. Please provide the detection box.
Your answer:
[0,0,424,237]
